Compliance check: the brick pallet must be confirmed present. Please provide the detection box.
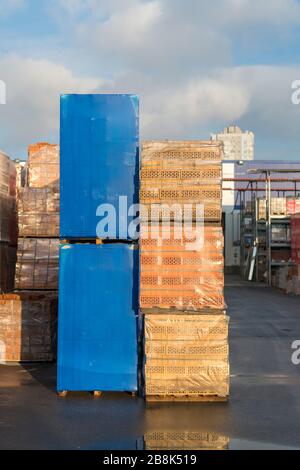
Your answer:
[140,140,229,402]
[0,243,16,292]
[0,194,17,243]
[140,224,224,310]
[140,141,222,223]
[140,204,221,223]
[288,214,300,294]
[0,292,57,362]
[27,143,59,188]
[17,187,59,237]
[15,238,59,290]
[143,313,229,401]
[257,197,296,220]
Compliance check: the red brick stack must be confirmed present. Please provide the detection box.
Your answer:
[140,141,229,402]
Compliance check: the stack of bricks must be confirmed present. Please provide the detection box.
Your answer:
[26,142,59,189]
[287,197,300,216]
[0,143,59,363]
[17,187,59,238]
[140,141,229,402]
[0,292,58,362]
[288,213,300,295]
[140,141,222,223]
[15,143,60,291]
[0,150,17,293]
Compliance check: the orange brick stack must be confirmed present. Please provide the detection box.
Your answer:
[140,141,229,402]
[0,292,57,362]
[0,144,59,363]
[140,224,224,311]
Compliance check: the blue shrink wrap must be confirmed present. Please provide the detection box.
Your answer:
[57,243,139,392]
[60,94,139,239]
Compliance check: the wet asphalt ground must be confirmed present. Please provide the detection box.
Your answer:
[0,276,300,449]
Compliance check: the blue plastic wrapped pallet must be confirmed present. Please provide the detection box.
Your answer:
[57,244,139,392]
[60,94,139,239]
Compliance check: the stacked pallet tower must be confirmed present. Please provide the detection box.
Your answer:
[289,212,300,294]
[140,141,229,402]
[0,144,58,362]
[57,94,140,396]
[0,150,16,293]
[15,143,60,292]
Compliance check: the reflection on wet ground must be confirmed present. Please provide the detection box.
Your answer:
[141,431,229,450]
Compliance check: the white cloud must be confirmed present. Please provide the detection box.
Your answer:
[0,0,25,17]
[78,1,162,54]
[229,65,300,139]
[138,76,250,138]
[0,56,104,156]
[64,0,300,79]
[71,2,232,79]
[99,64,300,145]
[1,58,300,158]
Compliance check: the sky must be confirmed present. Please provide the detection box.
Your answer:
[0,0,300,160]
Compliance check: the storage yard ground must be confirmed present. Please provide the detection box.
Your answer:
[0,275,299,450]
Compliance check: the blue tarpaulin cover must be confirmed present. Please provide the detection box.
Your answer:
[60,94,139,239]
[57,243,139,392]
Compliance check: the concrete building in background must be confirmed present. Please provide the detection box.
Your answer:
[211,126,254,161]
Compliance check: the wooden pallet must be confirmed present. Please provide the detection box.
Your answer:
[141,307,227,315]
[57,390,102,398]
[13,288,58,292]
[146,395,228,403]
[57,391,138,398]
[18,235,59,239]
[140,217,222,225]
[60,238,136,245]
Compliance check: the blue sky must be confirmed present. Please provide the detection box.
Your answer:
[0,0,300,159]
